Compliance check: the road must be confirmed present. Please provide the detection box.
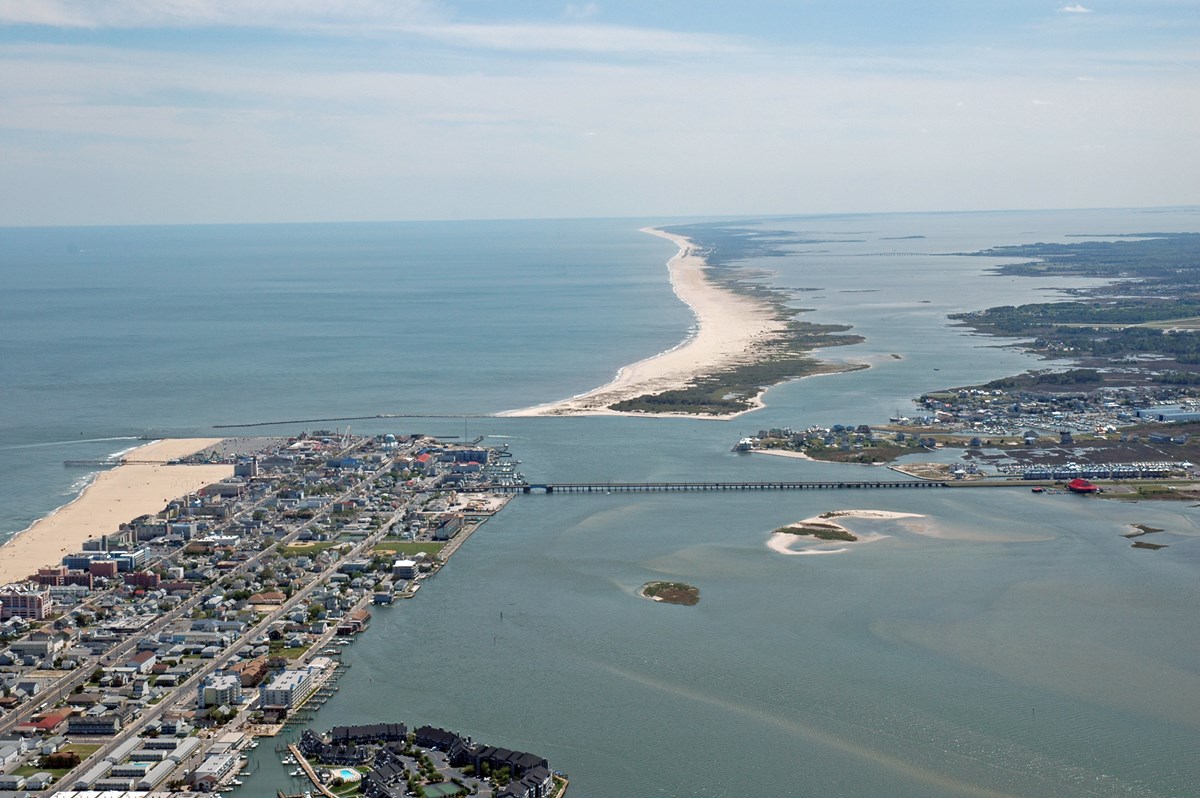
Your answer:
[48,443,406,793]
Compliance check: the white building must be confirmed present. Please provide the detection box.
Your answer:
[260,667,316,710]
[197,671,243,708]
[193,751,238,791]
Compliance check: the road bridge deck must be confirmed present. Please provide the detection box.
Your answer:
[478,480,946,494]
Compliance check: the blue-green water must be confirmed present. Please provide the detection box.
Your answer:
[2,210,1198,796]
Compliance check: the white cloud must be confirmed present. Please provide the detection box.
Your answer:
[406,22,740,55]
[1060,4,1093,13]
[563,3,601,21]
[0,1,435,30]
[0,1,736,57]
[1,5,1198,224]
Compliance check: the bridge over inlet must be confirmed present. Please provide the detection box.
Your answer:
[486,480,947,494]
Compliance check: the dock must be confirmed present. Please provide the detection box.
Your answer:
[288,743,338,798]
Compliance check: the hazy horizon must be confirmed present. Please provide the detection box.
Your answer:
[3,1,1197,226]
[4,204,1200,231]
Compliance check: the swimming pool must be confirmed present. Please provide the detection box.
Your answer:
[334,767,362,784]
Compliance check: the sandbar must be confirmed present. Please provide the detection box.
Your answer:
[0,438,232,584]
[502,227,788,418]
[767,510,925,555]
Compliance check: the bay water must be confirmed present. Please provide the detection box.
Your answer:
[1,209,1198,796]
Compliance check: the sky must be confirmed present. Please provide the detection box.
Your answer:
[1,1,1198,226]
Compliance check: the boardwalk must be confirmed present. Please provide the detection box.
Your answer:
[481,480,946,494]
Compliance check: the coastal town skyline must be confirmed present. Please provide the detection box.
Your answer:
[2,0,1197,226]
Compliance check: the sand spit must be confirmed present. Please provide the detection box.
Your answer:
[767,510,926,556]
[0,438,231,583]
[502,228,789,418]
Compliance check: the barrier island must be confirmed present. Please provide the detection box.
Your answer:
[507,224,863,418]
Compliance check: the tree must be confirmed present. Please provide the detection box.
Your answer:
[45,751,81,769]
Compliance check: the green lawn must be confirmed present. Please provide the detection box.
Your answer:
[268,641,313,660]
[15,744,103,780]
[373,541,445,557]
[13,764,65,779]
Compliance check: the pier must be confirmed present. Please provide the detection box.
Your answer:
[287,743,338,798]
[484,480,947,494]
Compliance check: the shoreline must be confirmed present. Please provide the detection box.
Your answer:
[501,227,789,418]
[767,510,926,555]
[750,448,815,462]
[0,438,232,584]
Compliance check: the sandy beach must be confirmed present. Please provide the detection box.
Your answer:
[503,227,788,418]
[0,438,232,584]
[767,509,926,555]
[750,448,815,462]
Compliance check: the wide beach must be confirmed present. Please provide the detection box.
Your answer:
[0,439,231,584]
[503,227,788,417]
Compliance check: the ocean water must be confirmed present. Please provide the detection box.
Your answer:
[0,218,691,533]
[2,209,1198,797]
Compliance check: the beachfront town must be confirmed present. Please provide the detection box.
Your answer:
[0,432,558,798]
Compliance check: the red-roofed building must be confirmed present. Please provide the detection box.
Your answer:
[14,707,73,736]
[248,591,286,605]
[1067,478,1099,494]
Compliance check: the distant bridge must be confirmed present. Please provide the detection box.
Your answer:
[482,480,946,494]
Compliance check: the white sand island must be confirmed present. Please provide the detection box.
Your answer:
[767,510,927,555]
[0,438,231,583]
[502,228,791,418]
